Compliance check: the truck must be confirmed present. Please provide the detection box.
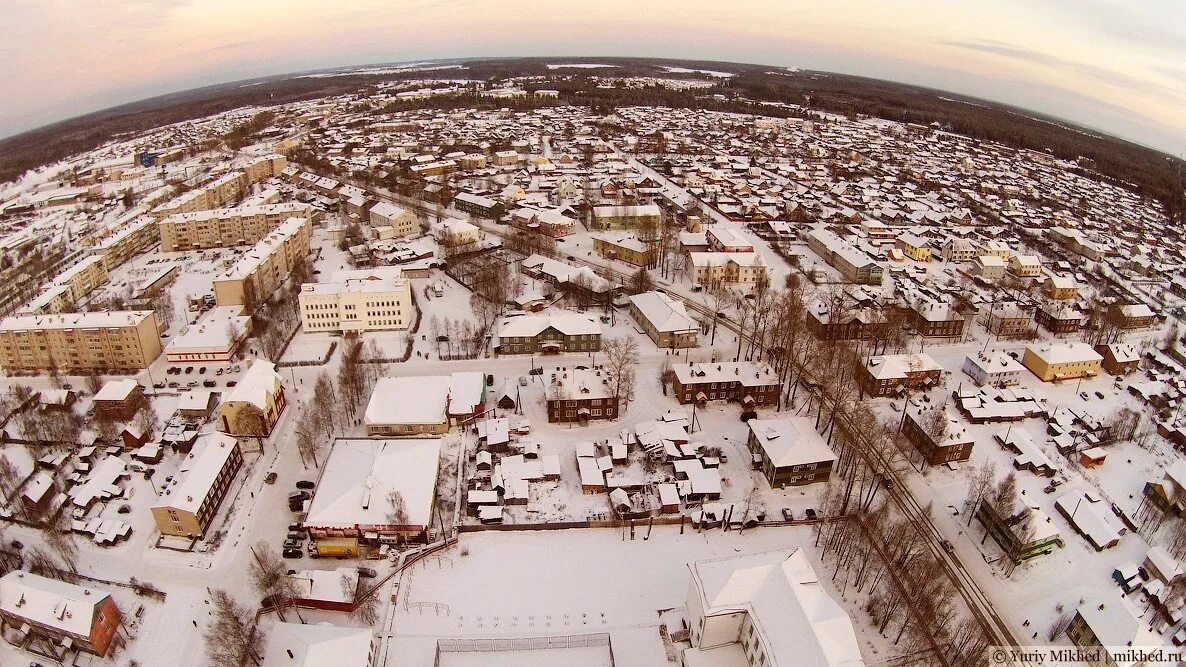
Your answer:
[308,537,358,559]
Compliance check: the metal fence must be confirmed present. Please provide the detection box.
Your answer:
[434,632,614,666]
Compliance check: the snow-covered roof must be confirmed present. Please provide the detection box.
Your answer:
[498,313,601,338]
[864,353,942,380]
[747,418,837,468]
[1073,596,1160,662]
[158,433,239,514]
[1055,489,1124,549]
[261,621,373,667]
[673,361,778,387]
[288,568,356,605]
[364,376,450,426]
[689,548,865,666]
[0,571,113,639]
[224,360,282,412]
[304,438,441,530]
[90,379,138,403]
[0,309,155,333]
[629,291,698,333]
[1025,342,1102,366]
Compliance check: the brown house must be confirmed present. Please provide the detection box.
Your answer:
[902,408,974,465]
[0,572,123,658]
[1108,303,1156,330]
[911,300,965,338]
[92,379,144,422]
[1035,302,1084,334]
[806,305,886,341]
[671,362,780,407]
[545,367,618,423]
[860,353,944,398]
[1095,343,1140,375]
[496,314,602,355]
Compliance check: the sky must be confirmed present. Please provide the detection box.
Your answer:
[0,0,1183,155]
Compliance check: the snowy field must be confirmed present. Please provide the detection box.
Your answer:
[279,335,335,364]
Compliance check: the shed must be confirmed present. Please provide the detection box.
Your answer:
[1079,447,1108,468]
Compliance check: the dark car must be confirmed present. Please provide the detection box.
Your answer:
[289,490,310,501]
[203,380,217,388]
[295,480,315,490]
[153,381,165,389]
[804,508,817,520]
[117,504,131,514]
[282,548,303,559]
[357,567,378,578]
[528,367,543,376]
[199,366,207,375]
[226,380,237,387]
[1095,391,1105,399]
[940,540,955,553]
[184,366,194,374]
[264,472,278,484]
[781,508,794,521]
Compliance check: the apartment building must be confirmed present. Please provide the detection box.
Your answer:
[972,254,1007,280]
[806,228,884,285]
[158,202,311,251]
[546,366,619,423]
[53,255,109,303]
[496,314,602,355]
[705,225,754,252]
[672,361,780,407]
[453,192,503,218]
[0,572,122,658]
[1008,254,1042,278]
[368,201,419,238]
[1035,302,1084,334]
[300,270,412,333]
[590,204,661,230]
[91,216,158,270]
[686,252,768,286]
[1109,303,1156,329]
[902,407,974,465]
[860,353,943,397]
[592,233,657,267]
[1045,275,1078,300]
[0,310,162,374]
[150,433,242,538]
[962,351,1025,387]
[1021,342,1102,382]
[982,303,1033,337]
[1064,597,1158,663]
[218,360,286,436]
[628,291,699,348]
[1096,343,1140,375]
[746,417,836,487]
[940,238,977,262]
[212,217,310,307]
[806,304,887,341]
[153,171,248,217]
[911,300,965,337]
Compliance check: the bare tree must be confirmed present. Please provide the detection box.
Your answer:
[963,460,997,526]
[342,572,380,625]
[657,358,675,396]
[630,268,653,294]
[249,541,304,622]
[993,471,1018,517]
[387,490,409,526]
[602,336,639,413]
[0,454,19,500]
[43,509,79,574]
[204,589,263,666]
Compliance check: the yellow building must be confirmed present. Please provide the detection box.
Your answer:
[1021,342,1102,382]
[1045,275,1078,301]
[52,256,109,303]
[153,172,248,217]
[686,252,768,286]
[897,234,932,262]
[151,433,242,538]
[218,360,287,436]
[0,311,162,374]
[368,202,419,238]
[158,203,311,252]
[1008,254,1042,278]
[590,204,662,230]
[212,217,310,307]
[92,216,158,271]
[592,233,657,267]
[299,269,413,333]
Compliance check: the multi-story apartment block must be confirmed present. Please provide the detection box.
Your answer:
[1045,275,1078,300]
[686,252,768,286]
[368,201,419,238]
[158,202,311,251]
[546,366,619,423]
[0,572,122,658]
[977,240,1011,260]
[0,310,162,374]
[860,353,943,397]
[746,417,836,487]
[212,217,310,307]
[153,171,248,217]
[1022,342,1102,382]
[806,228,884,285]
[1095,343,1140,375]
[911,300,965,337]
[453,192,504,218]
[1035,302,1085,334]
[671,361,780,406]
[300,270,412,333]
[628,291,698,348]
[977,504,1062,563]
[982,303,1033,337]
[496,314,602,355]
[592,233,657,267]
[91,216,158,270]
[1064,597,1158,665]
[151,433,242,538]
[590,204,661,230]
[52,255,109,303]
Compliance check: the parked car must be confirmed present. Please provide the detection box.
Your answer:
[116,504,130,514]
[1095,391,1105,399]
[185,366,194,374]
[940,540,955,553]
[528,367,543,376]
[153,381,165,389]
[804,508,817,520]
[203,380,216,388]
[519,376,528,386]
[289,490,309,502]
[216,368,224,376]
[226,380,237,387]
[781,508,794,521]
[288,523,303,532]
[167,381,179,389]
[264,472,278,484]
[357,567,378,579]
[1079,391,1090,401]
[281,548,302,559]
[295,480,315,490]
[186,381,198,388]
[199,367,207,375]
[287,531,305,542]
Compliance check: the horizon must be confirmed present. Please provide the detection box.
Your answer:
[0,1,1183,156]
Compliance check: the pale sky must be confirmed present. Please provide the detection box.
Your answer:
[1,0,1183,154]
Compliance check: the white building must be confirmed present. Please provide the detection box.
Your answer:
[261,622,374,667]
[962,351,1025,387]
[364,376,452,435]
[686,252,768,286]
[165,305,252,364]
[299,268,412,333]
[684,548,866,667]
